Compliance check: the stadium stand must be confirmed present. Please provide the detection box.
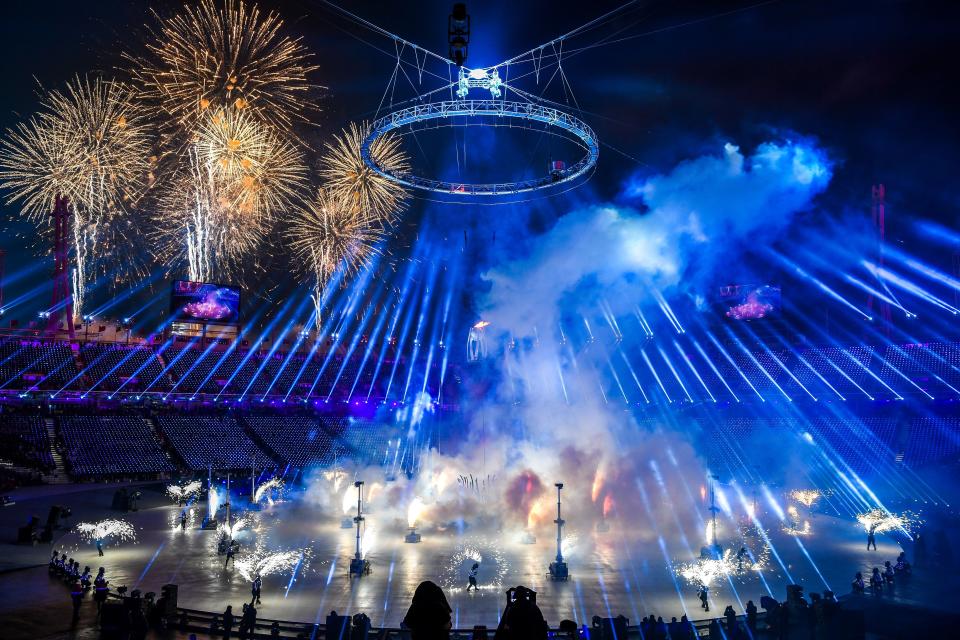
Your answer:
[59,415,175,477]
[156,414,274,470]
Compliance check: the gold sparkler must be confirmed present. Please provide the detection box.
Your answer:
[130,0,318,134]
[318,121,410,226]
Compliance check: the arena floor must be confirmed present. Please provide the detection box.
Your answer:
[31,487,908,630]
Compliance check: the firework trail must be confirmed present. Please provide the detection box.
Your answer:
[737,522,771,572]
[130,0,318,135]
[75,519,137,544]
[319,121,410,227]
[0,75,151,313]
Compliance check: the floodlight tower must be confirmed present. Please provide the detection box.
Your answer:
[49,196,75,339]
[349,481,368,576]
[548,482,568,580]
[867,184,892,333]
[705,473,723,558]
[0,247,5,315]
[448,3,470,66]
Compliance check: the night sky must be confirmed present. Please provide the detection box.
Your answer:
[1,0,958,325]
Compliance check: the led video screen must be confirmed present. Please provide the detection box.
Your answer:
[719,284,781,320]
[170,280,241,324]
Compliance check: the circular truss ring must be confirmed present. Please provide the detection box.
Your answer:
[361,99,599,197]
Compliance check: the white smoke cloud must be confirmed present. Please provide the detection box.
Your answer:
[293,137,835,555]
[482,139,831,335]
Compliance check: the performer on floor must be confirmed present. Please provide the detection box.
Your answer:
[467,563,479,592]
[867,523,878,551]
[698,585,710,612]
[80,566,92,589]
[97,539,104,557]
[870,567,883,594]
[736,546,747,571]
[70,580,83,620]
[93,569,109,614]
[181,512,187,531]
[225,541,237,568]
[251,573,262,605]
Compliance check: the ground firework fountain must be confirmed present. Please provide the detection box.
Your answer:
[405,497,424,543]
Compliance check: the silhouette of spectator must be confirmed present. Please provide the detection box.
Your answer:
[746,600,758,632]
[708,618,722,640]
[668,616,680,639]
[401,581,452,640]
[723,605,737,636]
[222,605,234,639]
[655,615,668,640]
[496,586,548,640]
[558,619,578,637]
[914,531,926,567]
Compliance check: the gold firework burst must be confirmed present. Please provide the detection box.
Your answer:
[0,75,152,307]
[287,188,384,287]
[0,75,150,221]
[318,121,410,226]
[195,107,306,217]
[152,110,307,282]
[131,0,318,134]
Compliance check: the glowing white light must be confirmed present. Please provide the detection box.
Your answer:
[407,497,426,528]
[342,488,356,515]
[208,486,222,516]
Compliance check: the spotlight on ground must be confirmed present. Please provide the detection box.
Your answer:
[548,482,569,581]
[348,481,370,577]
